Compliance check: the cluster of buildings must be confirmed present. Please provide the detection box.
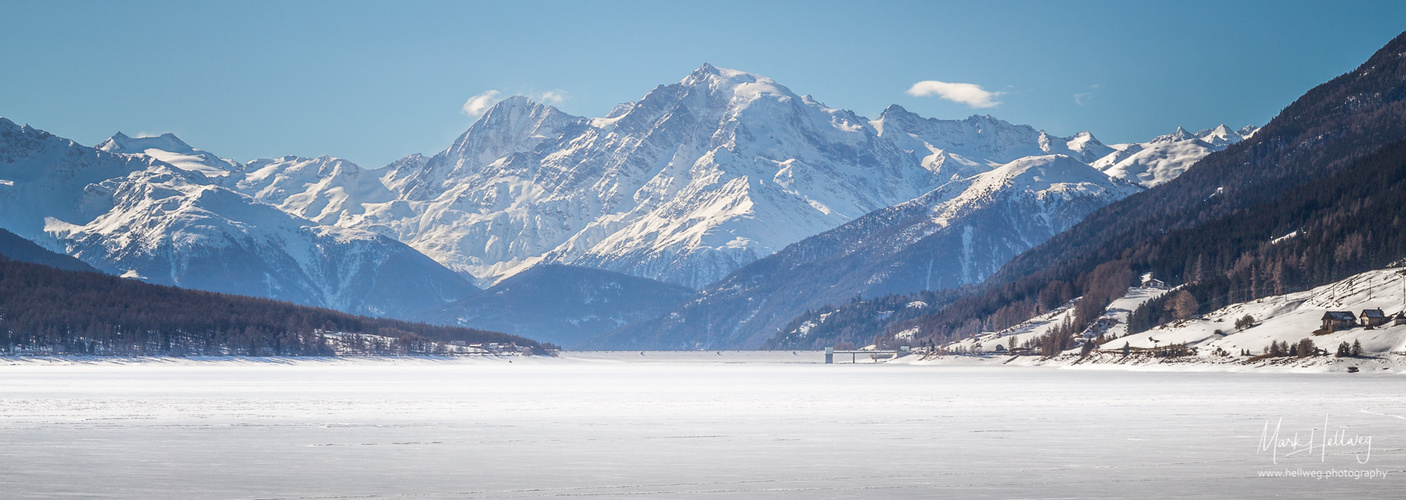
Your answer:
[1319,308,1406,333]
[447,341,531,354]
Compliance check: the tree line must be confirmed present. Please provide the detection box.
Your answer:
[0,255,539,356]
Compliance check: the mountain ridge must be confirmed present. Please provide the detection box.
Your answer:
[0,251,533,356]
[593,154,1142,350]
[0,118,477,319]
[213,65,1185,292]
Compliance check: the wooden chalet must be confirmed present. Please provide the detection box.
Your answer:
[1361,308,1389,327]
[1141,276,1166,289]
[1396,311,1406,326]
[1321,311,1357,332]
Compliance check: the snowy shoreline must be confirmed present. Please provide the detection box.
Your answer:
[0,353,534,367]
[3,349,1402,374]
[892,351,1405,374]
[916,267,1406,374]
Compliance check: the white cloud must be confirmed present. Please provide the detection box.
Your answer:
[906,81,1003,108]
[1074,84,1100,106]
[461,90,502,117]
[537,90,567,105]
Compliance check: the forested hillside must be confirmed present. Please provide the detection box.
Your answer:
[864,31,1406,346]
[421,264,694,348]
[0,255,535,356]
[1124,137,1406,331]
[763,289,964,350]
[0,228,95,272]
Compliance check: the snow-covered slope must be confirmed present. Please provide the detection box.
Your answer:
[0,118,476,318]
[596,154,1143,350]
[938,285,1168,356]
[935,266,1406,370]
[873,105,1114,182]
[379,96,578,203]
[1092,125,1258,187]
[1121,268,1406,356]
[224,155,395,227]
[97,132,239,179]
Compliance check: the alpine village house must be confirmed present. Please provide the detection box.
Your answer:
[1320,308,1396,333]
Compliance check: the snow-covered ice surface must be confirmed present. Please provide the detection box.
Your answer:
[1,353,1402,498]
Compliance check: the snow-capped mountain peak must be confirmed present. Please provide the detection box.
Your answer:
[872,106,1110,181]
[1094,124,1260,187]
[690,61,721,76]
[925,154,1140,229]
[872,107,1046,171]
[346,64,948,288]
[383,95,580,202]
[97,131,239,178]
[446,95,575,161]
[680,62,774,92]
[1150,126,1197,144]
[1195,124,1246,148]
[1039,130,1114,164]
[98,131,188,153]
[226,155,392,226]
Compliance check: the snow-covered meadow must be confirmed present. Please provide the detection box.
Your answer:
[1,353,1402,498]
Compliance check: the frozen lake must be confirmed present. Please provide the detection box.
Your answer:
[1,352,1402,498]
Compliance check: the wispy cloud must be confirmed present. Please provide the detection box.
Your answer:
[1073,84,1100,106]
[906,81,1003,108]
[461,90,502,117]
[537,90,567,105]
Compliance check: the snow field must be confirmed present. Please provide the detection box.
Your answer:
[0,356,1402,498]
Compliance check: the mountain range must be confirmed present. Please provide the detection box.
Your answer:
[0,120,476,318]
[199,64,1252,294]
[0,64,1259,348]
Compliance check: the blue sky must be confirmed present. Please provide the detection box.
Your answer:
[2,1,1403,168]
